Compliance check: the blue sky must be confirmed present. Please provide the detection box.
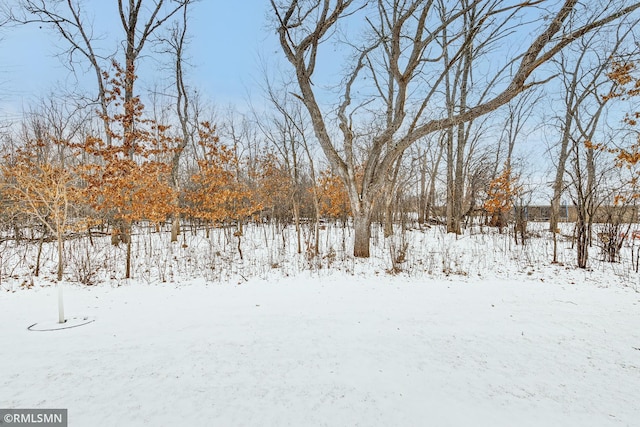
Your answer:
[0,1,568,201]
[0,1,278,117]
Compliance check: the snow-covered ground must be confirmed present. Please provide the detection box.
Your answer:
[1,223,640,426]
[1,273,639,426]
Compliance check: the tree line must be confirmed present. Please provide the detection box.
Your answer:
[1,0,640,276]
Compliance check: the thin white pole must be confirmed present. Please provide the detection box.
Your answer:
[58,282,65,324]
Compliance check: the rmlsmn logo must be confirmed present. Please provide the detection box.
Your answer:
[0,409,67,427]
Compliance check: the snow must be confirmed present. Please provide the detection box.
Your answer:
[2,272,640,426]
[1,222,640,426]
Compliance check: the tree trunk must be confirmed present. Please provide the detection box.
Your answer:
[383,157,402,238]
[418,150,427,224]
[585,146,596,248]
[57,232,64,282]
[446,127,456,233]
[425,140,444,225]
[235,222,244,260]
[384,200,394,238]
[171,214,180,243]
[576,214,588,268]
[550,55,577,232]
[118,220,132,279]
[552,228,558,263]
[550,144,569,233]
[111,227,121,246]
[126,238,132,279]
[35,236,44,277]
[353,210,373,258]
[452,122,466,235]
[292,198,301,254]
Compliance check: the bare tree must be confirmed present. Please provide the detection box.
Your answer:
[442,0,489,235]
[257,78,311,253]
[5,0,112,142]
[271,0,640,257]
[6,0,193,144]
[413,134,444,225]
[489,88,541,238]
[549,22,638,266]
[155,3,194,242]
[548,36,606,236]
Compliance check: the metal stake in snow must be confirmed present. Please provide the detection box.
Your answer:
[58,282,65,324]
[28,282,94,332]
